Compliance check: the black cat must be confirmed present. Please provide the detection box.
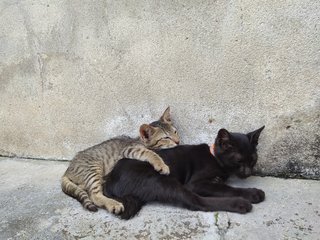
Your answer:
[103,126,265,219]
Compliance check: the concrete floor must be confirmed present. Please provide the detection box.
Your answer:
[1,157,319,240]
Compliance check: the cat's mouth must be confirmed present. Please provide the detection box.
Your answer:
[236,167,252,178]
[169,139,179,145]
[237,173,250,179]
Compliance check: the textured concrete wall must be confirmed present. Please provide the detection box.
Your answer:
[0,0,319,178]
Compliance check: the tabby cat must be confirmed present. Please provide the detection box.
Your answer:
[103,126,265,219]
[61,107,179,214]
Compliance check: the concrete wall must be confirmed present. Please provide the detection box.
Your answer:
[0,0,319,179]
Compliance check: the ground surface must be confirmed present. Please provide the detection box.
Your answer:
[1,157,319,240]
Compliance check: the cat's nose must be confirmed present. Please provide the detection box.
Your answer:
[244,167,252,177]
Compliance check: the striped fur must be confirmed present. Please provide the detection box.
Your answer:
[61,107,179,213]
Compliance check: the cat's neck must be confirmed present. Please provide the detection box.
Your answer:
[209,143,215,156]
[208,143,231,180]
[208,144,221,166]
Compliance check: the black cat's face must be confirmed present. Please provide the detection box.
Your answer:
[214,126,265,178]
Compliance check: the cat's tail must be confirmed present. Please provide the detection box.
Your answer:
[61,175,98,212]
[115,195,144,220]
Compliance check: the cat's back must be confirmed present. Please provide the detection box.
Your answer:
[159,144,211,178]
[156,144,211,164]
[70,135,141,164]
[80,135,139,153]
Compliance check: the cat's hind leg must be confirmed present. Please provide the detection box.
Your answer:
[113,195,145,220]
[61,176,98,212]
[87,176,124,214]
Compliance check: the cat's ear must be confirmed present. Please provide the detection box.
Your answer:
[139,124,156,141]
[247,125,265,146]
[217,129,231,142]
[217,128,232,149]
[160,107,171,123]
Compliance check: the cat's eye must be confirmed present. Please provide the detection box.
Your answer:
[222,142,233,150]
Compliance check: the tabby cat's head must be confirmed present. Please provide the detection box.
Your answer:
[214,126,265,178]
[139,107,180,149]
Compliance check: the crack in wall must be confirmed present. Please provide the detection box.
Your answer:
[37,53,46,95]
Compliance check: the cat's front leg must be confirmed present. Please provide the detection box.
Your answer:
[149,154,170,175]
[236,188,265,204]
[187,181,265,203]
[123,147,170,175]
[203,197,253,214]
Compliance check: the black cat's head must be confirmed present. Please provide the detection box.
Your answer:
[214,126,265,178]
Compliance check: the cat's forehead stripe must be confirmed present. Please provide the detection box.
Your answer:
[150,121,171,131]
[150,121,162,127]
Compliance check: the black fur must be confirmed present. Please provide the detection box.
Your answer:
[103,127,265,219]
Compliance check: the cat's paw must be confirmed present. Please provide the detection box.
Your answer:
[231,198,252,214]
[245,188,265,203]
[105,200,124,214]
[153,162,170,175]
[87,203,98,212]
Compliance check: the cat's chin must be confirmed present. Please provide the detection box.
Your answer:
[236,172,251,179]
[157,144,179,150]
